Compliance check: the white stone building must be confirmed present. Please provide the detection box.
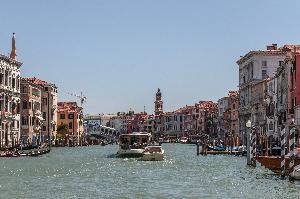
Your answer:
[237,44,286,140]
[0,33,22,148]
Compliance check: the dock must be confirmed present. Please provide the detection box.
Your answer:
[199,150,241,156]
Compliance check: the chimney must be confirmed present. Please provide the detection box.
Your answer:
[272,44,277,50]
[267,43,277,50]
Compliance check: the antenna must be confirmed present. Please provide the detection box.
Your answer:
[66,91,87,107]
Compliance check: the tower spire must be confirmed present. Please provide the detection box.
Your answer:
[10,32,17,60]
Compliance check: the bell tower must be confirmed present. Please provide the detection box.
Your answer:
[154,88,163,115]
[10,33,17,60]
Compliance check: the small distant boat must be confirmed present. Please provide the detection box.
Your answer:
[207,145,225,151]
[180,137,188,144]
[141,146,164,161]
[20,153,28,157]
[164,139,170,143]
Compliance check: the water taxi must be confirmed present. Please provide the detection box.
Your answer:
[117,132,151,158]
[141,145,164,161]
[180,137,188,144]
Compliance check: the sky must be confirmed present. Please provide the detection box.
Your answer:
[1,0,300,114]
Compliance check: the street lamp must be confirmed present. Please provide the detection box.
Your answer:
[246,120,252,128]
[245,120,251,147]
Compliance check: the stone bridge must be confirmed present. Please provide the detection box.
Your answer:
[85,125,118,140]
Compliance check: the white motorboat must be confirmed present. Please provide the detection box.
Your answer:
[141,146,164,161]
[180,137,188,144]
[117,132,151,158]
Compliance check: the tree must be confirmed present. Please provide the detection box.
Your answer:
[57,124,68,133]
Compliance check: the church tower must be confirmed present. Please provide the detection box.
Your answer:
[10,33,17,60]
[154,88,163,115]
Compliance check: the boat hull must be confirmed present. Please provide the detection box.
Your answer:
[255,156,300,174]
[117,149,144,158]
[141,152,164,161]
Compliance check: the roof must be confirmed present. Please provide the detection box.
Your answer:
[195,101,218,112]
[22,77,57,88]
[58,102,82,113]
[236,44,298,65]
[22,77,48,86]
[228,91,239,98]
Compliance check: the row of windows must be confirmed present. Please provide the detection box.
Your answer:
[240,60,283,84]
[22,100,41,110]
[60,113,82,120]
[0,120,20,129]
[0,72,20,90]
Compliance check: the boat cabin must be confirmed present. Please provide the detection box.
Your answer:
[119,132,151,150]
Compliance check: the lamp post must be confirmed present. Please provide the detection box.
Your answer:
[246,119,252,166]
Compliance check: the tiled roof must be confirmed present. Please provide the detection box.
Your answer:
[228,91,239,98]
[58,102,82,112]
[22,77,48,86]
[280,45,300,52]
[196,101,218,112]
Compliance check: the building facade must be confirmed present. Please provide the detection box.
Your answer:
[237,44,286,142]
[0,33,22,148]
[57,102,83,144]
[20,78,44,145]
[23,77,58,143]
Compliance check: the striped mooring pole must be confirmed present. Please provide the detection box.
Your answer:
[280,127,286,178]
[250,128,256,167]
[289,127,296,181]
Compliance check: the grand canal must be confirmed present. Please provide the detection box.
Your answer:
[1,144,300,199]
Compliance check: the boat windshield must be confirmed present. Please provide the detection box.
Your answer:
[144,146,162,153]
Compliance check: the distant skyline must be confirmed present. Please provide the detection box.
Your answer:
[1,1,300,114]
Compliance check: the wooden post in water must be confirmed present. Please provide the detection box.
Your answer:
[204,139,208,156]
[196,142,200,156]
[280,126,286,178]
[250,128,256,167]
[247,130,251,165]
[201,140,204,156]
[265,136,269,156]
[289,127,296,181]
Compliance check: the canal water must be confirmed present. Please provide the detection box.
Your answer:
[0,144,299,199]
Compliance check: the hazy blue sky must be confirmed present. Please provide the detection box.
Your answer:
[1,1,299,114]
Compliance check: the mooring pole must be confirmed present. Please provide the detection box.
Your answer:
[247,129,251,165]
[289,127,295,181]
[250,128,256,167]
[197,142,200,156]
[280,126,286,178]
